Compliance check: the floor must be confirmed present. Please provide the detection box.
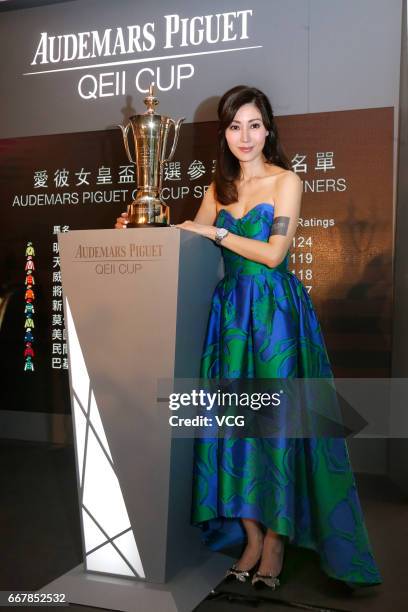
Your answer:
[1,439,407,612]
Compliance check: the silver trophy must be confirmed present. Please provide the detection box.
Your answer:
[119,85,185,226]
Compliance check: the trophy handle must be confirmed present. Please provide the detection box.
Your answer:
[162,117,185,164]
[118,122,136,164]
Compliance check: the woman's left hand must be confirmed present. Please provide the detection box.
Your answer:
[176,220,216,240]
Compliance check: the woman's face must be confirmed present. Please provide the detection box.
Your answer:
[225,102,269,162]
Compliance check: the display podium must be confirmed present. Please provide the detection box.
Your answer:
[40,228,232,612]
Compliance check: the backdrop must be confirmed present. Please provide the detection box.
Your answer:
[0,0,402,474]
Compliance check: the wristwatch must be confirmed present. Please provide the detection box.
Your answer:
[215,227,229,245]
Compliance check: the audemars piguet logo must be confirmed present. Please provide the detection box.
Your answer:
[24,10,261,100]
[74,244,163,258]
[74,243,164,276]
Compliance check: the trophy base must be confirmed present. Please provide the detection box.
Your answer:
[127,196,170,227]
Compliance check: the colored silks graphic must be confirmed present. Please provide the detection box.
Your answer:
[23,242,35,372]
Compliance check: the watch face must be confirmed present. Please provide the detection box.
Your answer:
[216,228,228,245]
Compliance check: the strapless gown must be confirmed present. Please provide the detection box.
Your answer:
[191,203,382,586]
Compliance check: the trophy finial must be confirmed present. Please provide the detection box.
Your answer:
[144,84,159,115]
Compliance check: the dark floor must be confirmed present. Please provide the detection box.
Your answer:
[1,439,407,612]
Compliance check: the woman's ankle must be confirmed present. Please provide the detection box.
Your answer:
[258,533,285,575]
[235,537,263,571]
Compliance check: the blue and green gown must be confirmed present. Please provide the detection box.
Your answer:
[191,203,382,586]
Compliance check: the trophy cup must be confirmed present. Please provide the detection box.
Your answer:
[119,85,185,227]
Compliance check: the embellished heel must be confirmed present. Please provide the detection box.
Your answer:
[225,562,258,583]
[252,572,280,589]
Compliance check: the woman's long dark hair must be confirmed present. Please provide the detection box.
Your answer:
[214,85,291,205]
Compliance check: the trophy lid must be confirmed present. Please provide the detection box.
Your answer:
[143,84,159,115]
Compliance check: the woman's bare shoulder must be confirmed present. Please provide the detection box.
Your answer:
[272,168,302,192]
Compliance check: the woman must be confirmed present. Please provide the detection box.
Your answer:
[115,85,382,590]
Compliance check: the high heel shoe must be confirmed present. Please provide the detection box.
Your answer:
[251,572,280,589]
[225,562,259,583]
[226,530,264,583]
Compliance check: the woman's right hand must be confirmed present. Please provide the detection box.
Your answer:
[115,212,129,229]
